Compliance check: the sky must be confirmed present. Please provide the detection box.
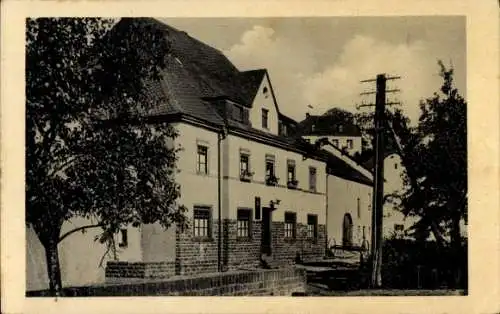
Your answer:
[161,17,466,124]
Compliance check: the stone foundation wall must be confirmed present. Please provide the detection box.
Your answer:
[175,218,326,275]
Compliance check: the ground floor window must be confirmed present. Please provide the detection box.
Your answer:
[307,214,318,240]
[237,208,252,238]
[193,206,211,238]
[284,212,296,239]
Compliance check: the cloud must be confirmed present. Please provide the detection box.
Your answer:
[224,26,443,125]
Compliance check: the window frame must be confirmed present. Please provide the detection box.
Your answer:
[262,108,269,129]
[284,212,297,239]
[193,206,212,240]
[347,139,353,149]
[239,153,251,180]
[196,145,208,175]
[265,154,278,186]
[309,166,317,192]
[237,208,252,239]
[307,214,318,241]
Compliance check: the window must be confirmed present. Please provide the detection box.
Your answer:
[118,229,128,248]
[394,163,398,170]
[197,145,208,174]
[194,207,211,238]
[265,156,275,178]
[237,209,252,238]
[347,139,353,149]
[265,155,277,185]
[309,167,317,192]
[233,105,243,122]
[357,197,361,218]
[394,224,404,232]
[362,226,366,239]
[338,125,344,132]
[307,214,318,240]
[332,139,339,147]
[287,160,296,182]
[284,212,296,239]
[240,153,250,180]
[262,108,269,129]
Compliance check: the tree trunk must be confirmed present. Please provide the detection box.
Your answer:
[450,214,463,288]
[44,237,63,296]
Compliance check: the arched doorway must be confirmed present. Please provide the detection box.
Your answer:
[342,213,353,247]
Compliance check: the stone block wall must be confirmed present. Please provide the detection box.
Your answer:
[105,261,175,279]
[270,222,326,264]
[175,221,219,275]
[29,267,307,297]
[175,218,326,276]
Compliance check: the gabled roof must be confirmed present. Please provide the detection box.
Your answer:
[326,154,373,186]
[104,18,372,185]
[240,69,267,105]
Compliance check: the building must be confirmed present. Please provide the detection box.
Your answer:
[298,112,363,156]
[362,151,418,239]
[27,18,376,291]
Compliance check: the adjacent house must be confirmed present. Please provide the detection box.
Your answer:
[298,112,363,156]
[26,18,374,291]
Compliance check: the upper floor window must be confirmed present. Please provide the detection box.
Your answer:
[309,167,317,192]
[307,214,318,240]
[284,212,296,239]
[240,153,253,182]
[332,139,339,147]
[263,86,269,98]
[357,197,361,219]
[237,208,252,238]
[347,139,353,149]
[193,206,212,238]
[287,160,298,189]
[233,105,243,122]
[265,155,277,186]
[240,154,249,174]
[197,145,208,174]
[279,122,287,136]
[262,108,269,129]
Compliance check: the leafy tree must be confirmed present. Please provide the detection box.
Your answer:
[26,18,187,295]
[353,62,466,247]
[395,61,467,247]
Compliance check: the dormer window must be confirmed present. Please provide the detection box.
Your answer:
[233,105,243,122]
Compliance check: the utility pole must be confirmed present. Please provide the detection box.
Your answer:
[359,73,401,288]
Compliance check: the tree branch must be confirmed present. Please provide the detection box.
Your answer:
[386,119,448,247]
[58,223,103,243]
